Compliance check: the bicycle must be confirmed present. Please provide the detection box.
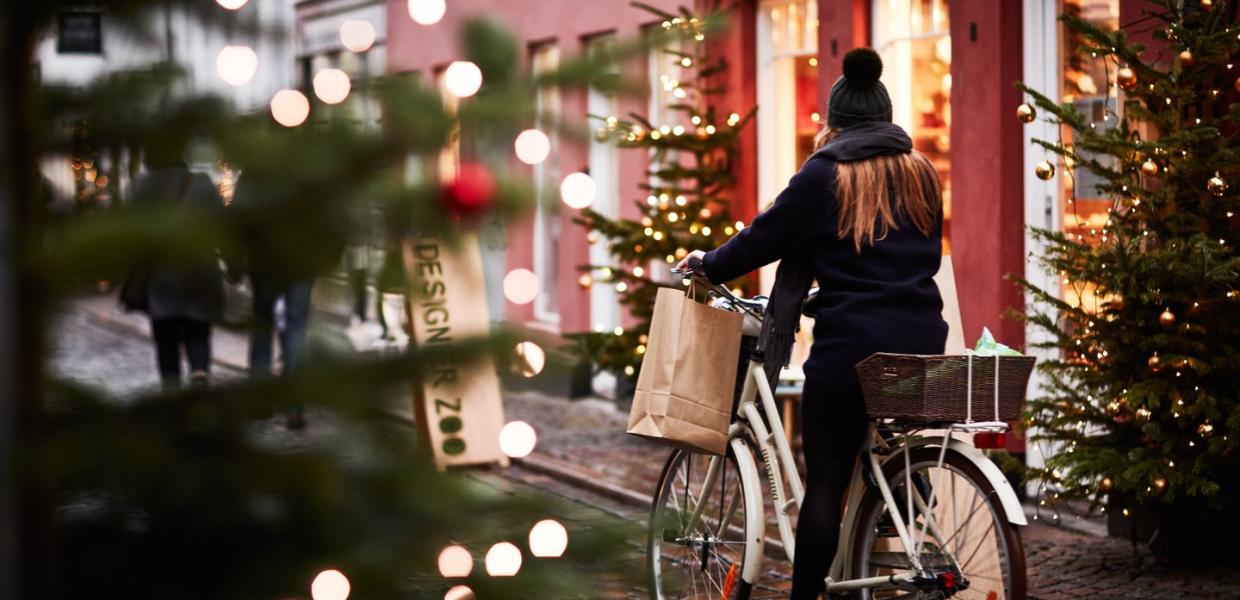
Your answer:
[648,267,1028,599]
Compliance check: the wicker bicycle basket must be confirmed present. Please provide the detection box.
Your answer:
[855,353,1036,423]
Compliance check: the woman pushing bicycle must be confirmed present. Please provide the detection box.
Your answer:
[676,48,948,600]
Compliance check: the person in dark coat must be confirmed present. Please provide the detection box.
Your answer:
[677,48,947,599]
[129,156,228,389]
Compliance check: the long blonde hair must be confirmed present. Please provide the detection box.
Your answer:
[815,127,942,252]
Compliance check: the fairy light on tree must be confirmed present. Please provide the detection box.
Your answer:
[313,68,351,104]
[216,45,258,86]
[407,0,446,25]
[443,60,483,98]
[269,89,310,127]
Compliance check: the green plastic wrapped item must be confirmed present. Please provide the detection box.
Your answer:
[974,327,1022,357]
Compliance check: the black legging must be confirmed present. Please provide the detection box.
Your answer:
[790,372,870,599]
[151,317,211,388]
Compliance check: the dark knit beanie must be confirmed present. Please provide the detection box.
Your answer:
[827,48,893,129]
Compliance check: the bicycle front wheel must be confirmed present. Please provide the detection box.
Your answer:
[648,447,756,600]
[848,446,1027,600]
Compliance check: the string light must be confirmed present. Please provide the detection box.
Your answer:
[311,570,351,600]
[216,45,258,85]
[438,545,473,577]
[313,68,351,104]
[407,0,446,25]
[444,61,483,98]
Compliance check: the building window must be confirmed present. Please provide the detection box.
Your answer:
[873,0,952,252]
[531,42,561,323]
[1058,0,1118,311]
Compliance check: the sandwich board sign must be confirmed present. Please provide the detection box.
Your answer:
[403,234,507,469]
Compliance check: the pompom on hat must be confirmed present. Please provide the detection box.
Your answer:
[827,48,893,129]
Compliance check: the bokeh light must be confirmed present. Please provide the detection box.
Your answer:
[444,61,483,98]
[502,269,539,305]
[216,45,257,86]
[528,519,569,557]
[514,129,551,165]
[437,545,473,578]
[216,0,248,10]
[511,341,546,378]
[270,90,310,127]
[484,542,523,576]
[499,421,537,458]
[407,0,446,25]
[339,20,376,53]
[560,172,596,209]
[313,68,351,104]
[444,586,475,600]
[310,569,350,600]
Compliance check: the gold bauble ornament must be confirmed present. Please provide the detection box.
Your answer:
[1159,309,1176,327]
[1108,296,1125,311]
[1034,160,1056,181]
[1016,102,1037,124]
[1140,159,1159,176]
[1152,477,1168,494]
[1148,353,1163,371]
[1201,0,1214,10]
[1099,477,1114,493]
[587,232,600,244]
[577,274,593,289]
[1234,76,1240,94]
[1172,357,1188,369]
[1199,421,1215,437]
[1180,49,1194,67]
[1117,66,1138,90]
[1208,172,1228,197]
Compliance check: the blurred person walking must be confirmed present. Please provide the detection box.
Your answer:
[231,171,343,428]
[123,146,228,389]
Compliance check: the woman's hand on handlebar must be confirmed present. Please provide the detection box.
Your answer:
[673,250,707,276]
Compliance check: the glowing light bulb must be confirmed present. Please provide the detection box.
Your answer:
[310,569,350,600]
[485,542,523,576]
[528,519,569,557]
[511,342,546,378]
[313,68,351,104]
[444,61,483,98]
[407,0,446,25]
[339,20,376,53]
[499,421,537,458]
[437,545,473,578]
[216,0,248,9]
[560,172,596,209]
[444,586,475,600]
[216,45,258,86]
[514,129,551,165]
[502,268,539,304]
[270,90,310,127]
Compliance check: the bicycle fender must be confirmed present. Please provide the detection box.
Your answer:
[906,437,1028,526]
[730,436,767,583]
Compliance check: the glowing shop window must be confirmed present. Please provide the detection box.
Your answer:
[873,0,952,253]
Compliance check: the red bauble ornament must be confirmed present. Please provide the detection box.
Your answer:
[441,163,496,217]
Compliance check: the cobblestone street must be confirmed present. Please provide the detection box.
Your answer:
[50,294,1240,600]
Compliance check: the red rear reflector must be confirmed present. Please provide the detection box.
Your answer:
[973,432,1006,449]
[721,563,738,599]
[986,592,998,600]
[942,571,956,589]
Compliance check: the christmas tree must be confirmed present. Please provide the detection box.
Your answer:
[3,3,635,596]
[1017,0,1240,548]
[573,5,754,383]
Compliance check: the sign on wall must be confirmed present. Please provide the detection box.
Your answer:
[403,234,507,469]
[57,11,103,55]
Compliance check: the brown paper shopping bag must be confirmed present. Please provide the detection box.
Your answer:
[627,287,743,455]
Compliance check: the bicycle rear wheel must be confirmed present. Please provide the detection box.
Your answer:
[848,446,1026,600]
[648,447,755,600]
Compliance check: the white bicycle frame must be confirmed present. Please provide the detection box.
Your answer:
[690,358,1027,593]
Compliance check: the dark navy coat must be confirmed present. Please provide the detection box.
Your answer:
[702,122,947,382]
